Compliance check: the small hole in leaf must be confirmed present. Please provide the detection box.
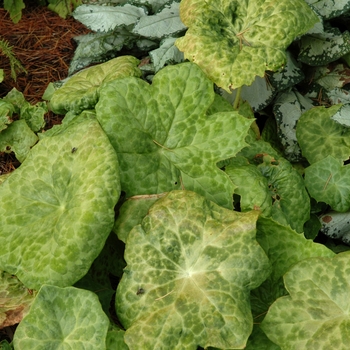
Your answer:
[6,146,11,151]
[174,182,178,185]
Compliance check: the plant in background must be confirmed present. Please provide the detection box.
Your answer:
[3,0,82,22]
[0,38,26,81]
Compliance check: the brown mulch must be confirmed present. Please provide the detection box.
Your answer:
[0,3,90,103]
[0,3,91,175]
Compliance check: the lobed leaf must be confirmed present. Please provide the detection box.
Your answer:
[13,285,109,350]
[261,252,350,349]
[96,62,252,209]
[175,0,318,91]
[116,190,270,350]
[0,117,120,289]
[305,155,350,212]
[50,56,141,114]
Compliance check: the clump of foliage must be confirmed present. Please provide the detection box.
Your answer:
[2,0,350,349]
[3,0,82,22]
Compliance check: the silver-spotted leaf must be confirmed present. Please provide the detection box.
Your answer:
[261,252,350,349]
[68,31,131,75]
[305,0,350,19]
[220,75,275,112]
[116,190,270,350]
[149,37,184,73]
[13,285,109,350]
[273,89,314,162]
[132,2,186,39]
[305,155,350,212]
[50,56,141,114]
[320,211,350,244]
[296,104,350,164]
[298,28,350,66]
[96,62,252,209]
[175,0,318,91]
[72,4,146,32]
[310,63,350,90]
[0,117,120,289]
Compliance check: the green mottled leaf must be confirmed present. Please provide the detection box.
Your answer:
[0,339,12,350]
[3,88,26,113]
[0,173,11,185]
[96,62,252,209]
[305,0,350,19]
[273,89,314,162]
[0,117,120,289]
[0,101,14,132]
[258,155,310,232]
[0,69,4,82]
[299,28,350,66]
[50,56,141,114]
[175,0,318,91]
[106,324,129,350]
[20,101,47,132]
[237,146,310,233]
[13,285,109,350]
[149,37,184,72]
[250,217,334,339]
[73,4,145,32]
[0,120,38,163]
[305,155,350,212]
[0,271,37,329]
[256,216,334,283]
[246,325,281,350]
[261,252,350,349]
[132,2,186,39]
[296,104,350,164]
[225,157,272,216]
[116,190,270,350]
[114,193,166,243]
